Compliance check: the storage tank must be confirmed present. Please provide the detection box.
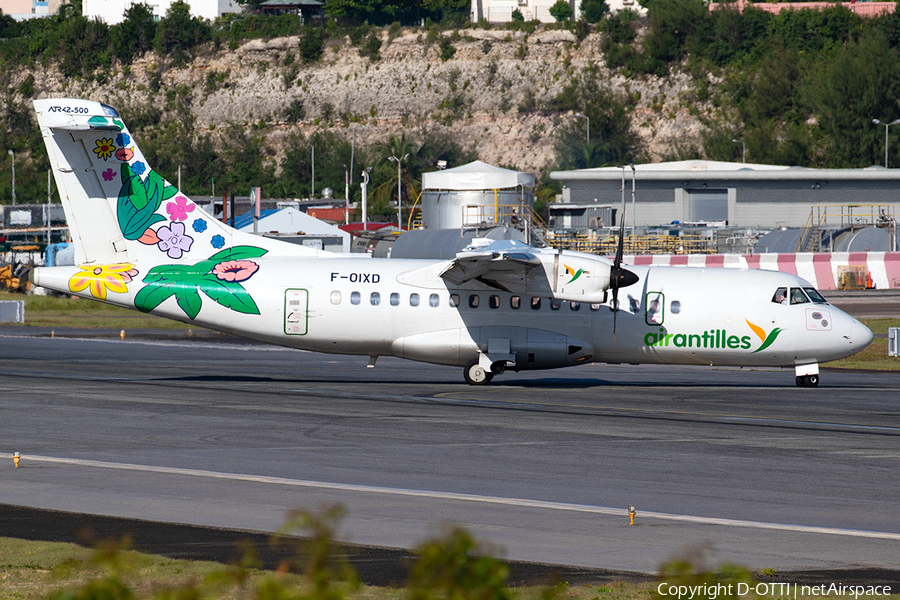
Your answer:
[420,161,535,230]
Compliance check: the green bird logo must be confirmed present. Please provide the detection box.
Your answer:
[746,319,783,353]
[564,264,584,284]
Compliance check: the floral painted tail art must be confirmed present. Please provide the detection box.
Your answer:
[34,98,323,323]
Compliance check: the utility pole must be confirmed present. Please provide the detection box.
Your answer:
[7,149,15,205]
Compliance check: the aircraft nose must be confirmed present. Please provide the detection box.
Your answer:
[851,320,874,351]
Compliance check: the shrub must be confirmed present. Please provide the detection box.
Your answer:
[549,0,573,22]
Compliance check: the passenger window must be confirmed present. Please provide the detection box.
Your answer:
[410,293,420,306]
[511,296,520,309]
[531,297,542,310]
[570,302,581,311]
[330,291,341,305]
[772,287,788,305]
[790,288,810,305]
[390,292,400,306]
[429,294,439,307]
[351,291,360,305]
[590,303,601,311]
[469,294,480,308]
[804,287,828,304]
[670,300,681,314]
[629,297,639,312]
[370,292,380,306]
[489,295,500,309]
[550,299,561,310]
[450,294,460,307]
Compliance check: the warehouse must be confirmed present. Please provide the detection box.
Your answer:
[550,160,900,231]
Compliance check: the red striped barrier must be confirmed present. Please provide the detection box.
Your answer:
[623,253,900,290]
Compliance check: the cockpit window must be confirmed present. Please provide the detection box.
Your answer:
[789,288,810,305]
[804,287,828,304]
[772,287,787,304]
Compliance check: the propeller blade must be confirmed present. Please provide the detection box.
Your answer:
[612,281,619,340]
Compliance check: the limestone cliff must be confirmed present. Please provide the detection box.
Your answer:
[18,25,715,173]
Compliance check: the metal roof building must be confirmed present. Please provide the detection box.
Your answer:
[551,160,900,230]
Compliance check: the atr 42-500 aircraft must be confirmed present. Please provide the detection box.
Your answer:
[30,98,873,387]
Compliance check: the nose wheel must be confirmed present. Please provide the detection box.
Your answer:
[464,359,494,385]
[796,374,819,388]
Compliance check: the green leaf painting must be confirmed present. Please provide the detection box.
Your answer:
[116,163,178,241]
[134,246,268,320]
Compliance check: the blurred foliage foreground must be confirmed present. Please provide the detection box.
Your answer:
[5,503,878,600]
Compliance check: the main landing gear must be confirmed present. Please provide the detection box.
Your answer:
[796,374,819,388]
[463,359,507,385]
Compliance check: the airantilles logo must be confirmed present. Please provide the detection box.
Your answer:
[643,319,783,353]
[564,264,584,284]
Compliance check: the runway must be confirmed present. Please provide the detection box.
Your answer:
[1,328,899,577]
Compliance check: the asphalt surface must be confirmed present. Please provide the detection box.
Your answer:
[1,325,899,584]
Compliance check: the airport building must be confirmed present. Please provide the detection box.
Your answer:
[551,160,900,252]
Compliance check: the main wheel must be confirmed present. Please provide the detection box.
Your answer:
[464,359,493,385]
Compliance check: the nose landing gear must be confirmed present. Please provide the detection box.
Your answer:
[796,374,819,388]
[795,363,819,388]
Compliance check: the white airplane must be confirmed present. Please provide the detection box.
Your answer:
[30,98,873,387]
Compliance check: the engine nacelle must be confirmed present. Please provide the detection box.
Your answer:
[549,250,614,303]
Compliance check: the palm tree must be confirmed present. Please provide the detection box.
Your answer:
[372,134,421,225]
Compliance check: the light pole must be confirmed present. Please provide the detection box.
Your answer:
[388,153,408,228]
[629,164,635,237]
[343,164,350,225]
[872,118,900,168]
[575,112,590,143]
[360,168,371,228]
[7,149,15,205]
[731,138,745,164]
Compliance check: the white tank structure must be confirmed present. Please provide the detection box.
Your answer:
[420,161,535,231]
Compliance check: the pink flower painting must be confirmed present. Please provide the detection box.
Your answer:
[212,260,259,282]
[115,147,134,162]
[166,196,195,222]
[102,168,116,182]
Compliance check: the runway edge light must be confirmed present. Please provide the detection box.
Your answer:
[13,452,20,468]
[628,505,636,525]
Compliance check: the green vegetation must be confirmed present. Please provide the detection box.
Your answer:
[0,291,196,329]
[4,513,900,600]
[825,318,900,370]
[4,0,900,213]
[549,0,574,23]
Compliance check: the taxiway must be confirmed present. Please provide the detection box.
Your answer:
[1,328,898,575]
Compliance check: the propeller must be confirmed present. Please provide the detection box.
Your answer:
[612,167,639,341]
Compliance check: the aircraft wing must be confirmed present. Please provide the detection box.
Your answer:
[439,240,541,286]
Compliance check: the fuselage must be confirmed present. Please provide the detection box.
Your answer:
[33,256,873,372]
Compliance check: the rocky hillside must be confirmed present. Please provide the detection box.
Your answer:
[14,24,713,174]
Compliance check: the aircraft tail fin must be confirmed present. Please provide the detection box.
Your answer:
[34,98,322,266]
